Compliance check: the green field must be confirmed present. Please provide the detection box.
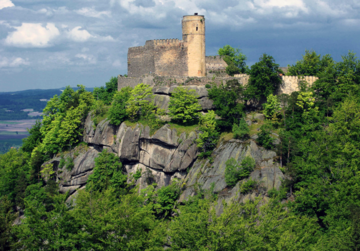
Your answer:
[0,121,21,124]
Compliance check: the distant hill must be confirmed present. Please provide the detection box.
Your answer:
[0,87,94,120]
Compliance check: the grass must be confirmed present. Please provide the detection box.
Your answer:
[168,122,198,136]
[0,121,21,124]
[249,122,264,137]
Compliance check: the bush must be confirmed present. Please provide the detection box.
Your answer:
[91,100,109,126]
[154,183,180,218]
[126,83,155,121]
[240,178,257,194]
[232,118,249,139]
[169,87,202,125]
[225,156,255,187]
[196,111,219,158]
[133,169,142,181]
[65,157,74,171]
[108,87,132,126]
[257,124,273,149]
[205,84,211,89]
[226,63,241,76]
[263,94,281,119]
[208,79,244,131]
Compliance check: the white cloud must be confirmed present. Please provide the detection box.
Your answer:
[0,0,14,10]
[67,26,93,42]
[112,60,121,67]
[0,57,29,68]
[75,54,96,64]
[5,23,60,47]
[76,7,111,18]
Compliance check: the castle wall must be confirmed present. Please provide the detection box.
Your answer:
[153,39,188,76]
[206,56,227,72]
[127,41,155,77]
[279,76,319,95]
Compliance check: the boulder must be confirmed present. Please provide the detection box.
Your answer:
[118,124,141,162]
[154,95,170,111]
[83,113,95,143]
[198,97,214,110]
[92,119,116,146]
[152,124,179,147]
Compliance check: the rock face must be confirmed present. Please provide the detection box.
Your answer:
[153,85,214,112]
[46,113,284,209]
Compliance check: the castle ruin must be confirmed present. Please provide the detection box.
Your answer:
[119,13,318,100]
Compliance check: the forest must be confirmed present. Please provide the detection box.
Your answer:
[1,49,360,250]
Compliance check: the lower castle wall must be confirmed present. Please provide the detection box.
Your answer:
[118,74,319,96]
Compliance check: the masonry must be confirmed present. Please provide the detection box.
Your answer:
[127,13,206,78]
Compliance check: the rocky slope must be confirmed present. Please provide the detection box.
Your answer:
[45,114,284,212]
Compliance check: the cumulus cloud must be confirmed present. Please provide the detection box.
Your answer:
[0,0,14,10]
[5,23,60,47]
[75,54,96,64]
[76,7,111,18]
[67,26,93,42]
[0,57,29,68]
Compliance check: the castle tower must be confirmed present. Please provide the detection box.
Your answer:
[182,13,206,77]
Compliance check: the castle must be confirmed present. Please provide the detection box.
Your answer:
[118,13,318,96]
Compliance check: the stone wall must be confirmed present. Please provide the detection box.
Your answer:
[153,39,188,76]
[279,76,318,94]
[206,55,227,74]
[127,41,155,78]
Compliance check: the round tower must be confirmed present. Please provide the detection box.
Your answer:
[182,13,205,77]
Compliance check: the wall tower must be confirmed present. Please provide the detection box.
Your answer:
[182,13,206,77]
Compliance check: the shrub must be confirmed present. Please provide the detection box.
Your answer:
[133,169,142,181]
[91,100,109,126]
[226,63,241,76]
[65,157,74,171]
[263,94,281,119]
[232,118,249,139]
[240,178,257,194]
[169,87,202,125]
[205,84,211,89]
[154,183,180,218]
[126,83,155,121]
[196,111,219,158]
[225,156,255,187]
[108,87,132,126]
[257,124,273,149]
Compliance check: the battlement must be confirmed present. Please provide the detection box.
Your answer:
[153,39,182,45]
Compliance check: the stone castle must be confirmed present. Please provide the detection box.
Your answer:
[118,13,318,98]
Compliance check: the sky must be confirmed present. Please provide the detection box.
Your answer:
[0,0,359,92]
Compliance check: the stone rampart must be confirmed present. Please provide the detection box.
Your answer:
[206,56,227,72]
[118,74,319,96]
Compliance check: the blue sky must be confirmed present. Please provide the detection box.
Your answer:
[0,0,359,91]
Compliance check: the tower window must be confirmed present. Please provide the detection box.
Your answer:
[196,27,198,31]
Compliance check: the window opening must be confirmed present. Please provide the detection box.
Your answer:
[196,27,198,31]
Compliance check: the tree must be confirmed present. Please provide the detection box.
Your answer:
[108,87,132,126]
[245,54,283,102]
[232,118,249,139]
[93,77,118,105]
[196,111,219,158]
[287,50,334,77]
[263,94,281,119]
[126,83,155,121]
[218,45,248,74]
[208,79,244,130]
[257,124,273,149]
[168,87,202,125]
[21,120,42,153]
[0,196,18,250]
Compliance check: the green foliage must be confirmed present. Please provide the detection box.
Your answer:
[205,83,211,88]
[168,87,201,125]
[196,111,219,158]
[218,45,248,74]
[93,77,118,105]
[0,196,18,250]
[40,85,94,155]
[86,149,127,194]
[65,157,74,171]
[126,83,155,121]
[21,120,42,153]
[240,178,257,194]
[232,118,249,139]
[108,87,132,126]
[287,50,334,77]
[91,99,109,126]
[225,156,255,187]
[245,54,283,101]
[257,124,273,149]
[263,94,281,119]
[208,79,244,130]
[133,169,142,181]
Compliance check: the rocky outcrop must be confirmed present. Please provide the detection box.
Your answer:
[153,85,214,112]
[45,112,284,209]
